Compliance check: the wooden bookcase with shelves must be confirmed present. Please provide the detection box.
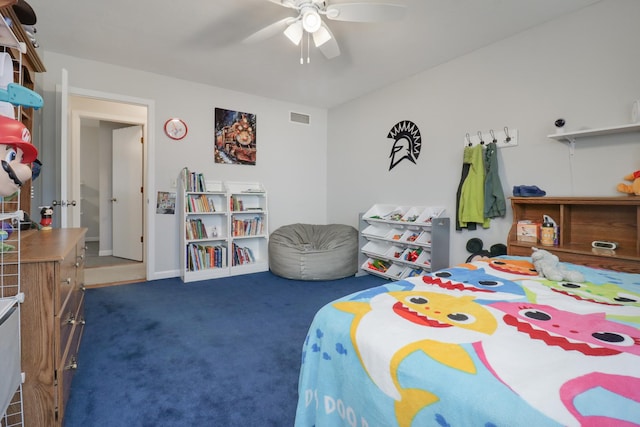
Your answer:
[178,170,268,283]
[358,204,450,280]
[507,196,640,274]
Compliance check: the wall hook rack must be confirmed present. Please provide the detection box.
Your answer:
[463,127,518,148]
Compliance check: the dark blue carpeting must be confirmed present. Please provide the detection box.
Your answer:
[64,271,387,426]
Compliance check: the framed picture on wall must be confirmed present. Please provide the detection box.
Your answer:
[214,108,257,165]
[156,191,176,214]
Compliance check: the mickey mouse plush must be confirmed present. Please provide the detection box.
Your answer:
[0,115,38,198]
[617,170,640,196]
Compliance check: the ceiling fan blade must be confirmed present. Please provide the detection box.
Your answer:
[266,0,297,8]
[316,23,340,59]
[325,3,407,22]
[243,17,295,43]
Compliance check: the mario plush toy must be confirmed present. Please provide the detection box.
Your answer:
[617,170,640,196]
[0,115,38,250]
[0,115,37,199]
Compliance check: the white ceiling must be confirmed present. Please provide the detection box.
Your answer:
[26,0,600,108]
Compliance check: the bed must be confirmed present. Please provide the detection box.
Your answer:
[294,256,640,427]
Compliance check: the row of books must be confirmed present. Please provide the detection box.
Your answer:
[231,216,264,236]
[187,243,227,271]
[181,167,207,192]
[186,194,218,213]
[231,243,255,266]
[185,219,220,240]
[230,196,245,211]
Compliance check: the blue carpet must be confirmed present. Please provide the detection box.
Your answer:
[64,271,387,427]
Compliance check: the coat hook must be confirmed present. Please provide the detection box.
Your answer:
[477,131,484,145]
[504,126,511,143]
[466,133,472,147]
[489,129,497,143]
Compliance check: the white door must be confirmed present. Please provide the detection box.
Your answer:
[111,125,143,261]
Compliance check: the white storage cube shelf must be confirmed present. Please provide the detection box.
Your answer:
[358,204,450,280]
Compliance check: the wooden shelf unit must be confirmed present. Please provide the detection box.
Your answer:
[0,6,46,218]
[507,196,640,273]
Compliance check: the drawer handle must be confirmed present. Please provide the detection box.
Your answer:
[78,317,86,325]
[66,313,76,325]
[81,285,86,292]
[63,278,71,284]
[65,357,78,371]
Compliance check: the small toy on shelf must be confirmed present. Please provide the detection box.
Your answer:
[616,170,640,196]
[0,220,13,251]
[39,205,53,230]
[0,115,38,199]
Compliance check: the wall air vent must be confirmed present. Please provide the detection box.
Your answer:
[290,112,310,125]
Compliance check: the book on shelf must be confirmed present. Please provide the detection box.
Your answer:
[186,218,209,240]
[180,167,207,192]
[232,243,256,266]
[187,243,227,271]
[186,194,217,213]
[231,216,263,236]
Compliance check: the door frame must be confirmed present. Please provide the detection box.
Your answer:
[73,113,143,258]
[65,86,156,281]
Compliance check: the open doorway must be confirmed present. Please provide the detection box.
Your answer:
[69,95,148,285]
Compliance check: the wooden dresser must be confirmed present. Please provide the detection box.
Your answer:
[18,228,87,426]
[507,196,640,273]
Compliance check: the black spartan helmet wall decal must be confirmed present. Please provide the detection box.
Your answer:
[387,120,421,171]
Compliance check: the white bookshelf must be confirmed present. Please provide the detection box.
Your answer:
[178,169,268,283]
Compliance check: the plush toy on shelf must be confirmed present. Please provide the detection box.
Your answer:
[531,247,584,283]
[617,170,640,196]
[0,115,38,250]
[39,205,53,230]
[0,115,38,199]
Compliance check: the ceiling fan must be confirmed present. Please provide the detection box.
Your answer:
[243,0,406,62]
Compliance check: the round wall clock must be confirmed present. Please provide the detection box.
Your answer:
[164,118,188,140]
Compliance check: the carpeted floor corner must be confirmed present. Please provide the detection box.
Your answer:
[64,271,387,426]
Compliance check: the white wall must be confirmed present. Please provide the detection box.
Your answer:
[327,0,640,265]
[36,54,328,279]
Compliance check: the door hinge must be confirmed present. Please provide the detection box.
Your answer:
[140,235,143,243]
[140,186,143,193]
[140,137,144,144]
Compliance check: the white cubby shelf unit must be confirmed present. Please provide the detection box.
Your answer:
[178,169,269,283]
[358,204,450,280]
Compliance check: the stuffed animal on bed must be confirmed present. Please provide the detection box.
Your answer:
[617,170,640,195]
[531,247,584,283]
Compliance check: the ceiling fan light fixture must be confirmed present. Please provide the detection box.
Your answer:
[301,8,322,33]
[312,25,331,47]
[284,20,303,45]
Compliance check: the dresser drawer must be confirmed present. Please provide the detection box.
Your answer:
[57,314,84,425]
[57,252,77,315]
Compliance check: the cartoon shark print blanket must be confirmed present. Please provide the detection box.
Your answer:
[294,257,640,427]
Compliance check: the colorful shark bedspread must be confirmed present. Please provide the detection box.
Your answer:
[294,257,640,427]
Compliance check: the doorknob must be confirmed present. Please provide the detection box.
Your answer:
[52,200,77,207]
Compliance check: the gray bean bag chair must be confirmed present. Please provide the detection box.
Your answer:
[269,223,358,280]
